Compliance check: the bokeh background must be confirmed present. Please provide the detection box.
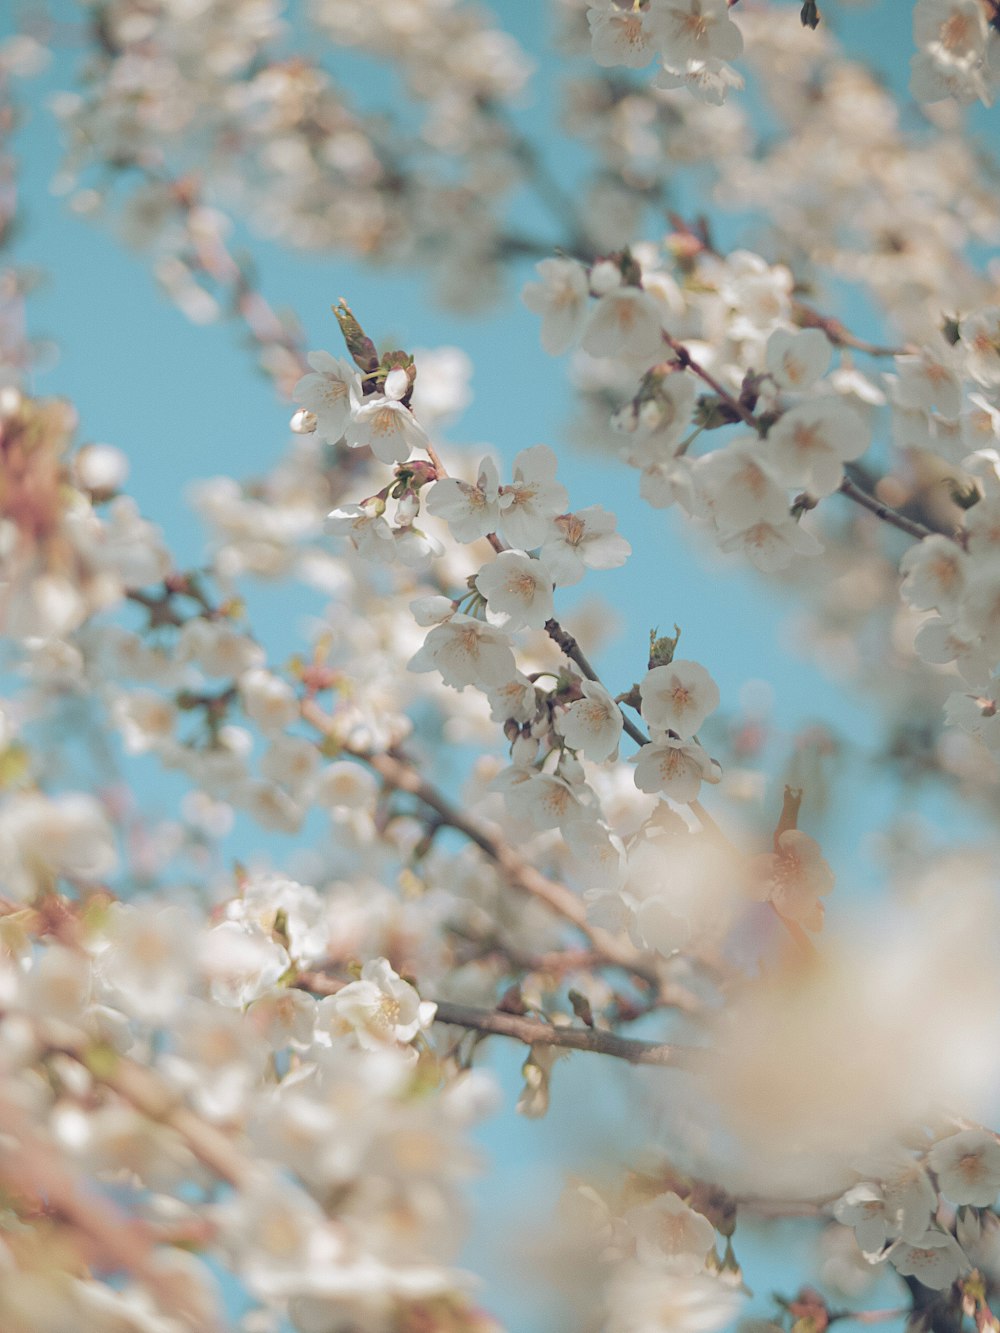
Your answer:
[5,1,993,1327]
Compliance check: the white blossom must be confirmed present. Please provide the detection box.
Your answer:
[345,389,428,465]
[929,1129,1000,1206]
[522,258,590,354]
[498,445,569,549]
[633,735,721,803]
[639,660,720,738]
[555,679,624,762]
[765,328,831,392]
[476,550,555,631]
[581,288,665,361]
[764,398,871,497]
[425,457,501,543]
[541,505,631,586]
[293,351,359,443]
[408,612,516,689]
[321,958,436,1051]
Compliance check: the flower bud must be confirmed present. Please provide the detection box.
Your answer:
[290,408,317,434]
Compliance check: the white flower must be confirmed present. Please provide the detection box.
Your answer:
[615,374,697,463]
[929,1129,1000,1206]
[111,689,176,755]
[408,613,516,689]
[95,902,197,1023]
[764,398,871,496]
[383,366,409,400]
[581,287,665,361]
[237,779,305,833]
[718,514,823,571]
[649,0,744,66]
[959,565,1000,656]
[493,767,594,835]
[321,958,436,1050]
[260,735,320,792]
[900,535,967,616]
[915,0,989,57]
[486,672,539,724]
[605,1265,743,1333]
[747,829,834,932]
[962,396,1000,452]
[655,56,743,104]
[693,440,789,534]
[624,1193,717,1274]
[345,389,428,465]
[200,921,290,1008]
[640,660,720,738]
[541,505,631,587]
[176,619,265,678]
[834,1182,897,1256]
[960,307,1000,387]
[476,550,555,631]
[239,668,299,735]
[292,350,358,443]
[311,761,378,811]
[498,444,569,549]
[889,1229,968,1290]
[425,457,501,542]
[0,792,116,901]
[914,616,991,687]
[853,1147,939,1246]
[522,258,590,355]
[891,339,964,418]
[326,502,397,562]
[587,3,658,68]
[555,679,623,762]
[765,328,831,392]
[634,736,721,803]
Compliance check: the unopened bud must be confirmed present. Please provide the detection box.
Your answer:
[290,408,317,435]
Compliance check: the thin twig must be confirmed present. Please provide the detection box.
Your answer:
[838,476,942,543]
[300,699,660,986]
[662,333,762,432]
[299,972,702,1069]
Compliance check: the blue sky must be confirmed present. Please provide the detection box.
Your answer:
[5,2,989,1328]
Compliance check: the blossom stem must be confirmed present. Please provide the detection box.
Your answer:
[300,699,660,985]
[837,477,941,542]
[300,972,702,1069]
[661,333,763,432]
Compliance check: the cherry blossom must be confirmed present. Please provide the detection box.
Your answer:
[476,550,555,631]
[407,611,516,689]
[522,258,590,355]
[497,444,569,549]
[633,734,721,803]
[541,505,632,586]
[639,659,720,738]
[763,398,871,497]
[555,678,624,762]
[293,352,359,443]
[929,1129,1000,1206]
[320,958,437,1052]
[425,456,502,543]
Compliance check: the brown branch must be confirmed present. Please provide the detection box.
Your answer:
[298,971,702,1069]
[792,302,913,358]
[662,333,763,432]
[838,476,942,543]
[301,698,659,985]
[31,1019,252,1190]
[432,998,703,1069]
